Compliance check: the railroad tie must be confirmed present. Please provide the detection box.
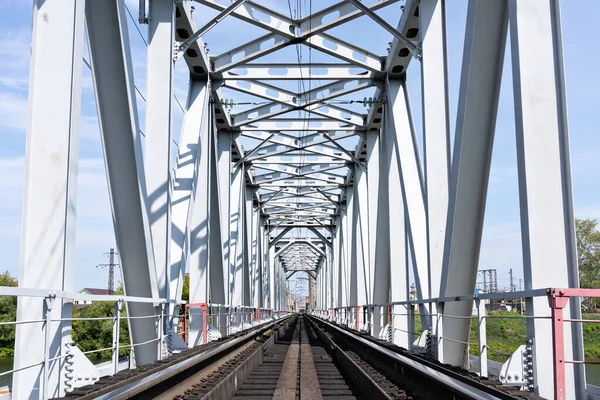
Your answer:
[273,343,299,400]
[300,343,323,400]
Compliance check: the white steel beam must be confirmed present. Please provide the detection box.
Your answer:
[85,0,160,365]
[354,165,370,309]
[145,0,175,305]
[205,0,382,72]
[13,0,85,397]
[439,0,508,366]
[169,79,209,328]
[240,119,357,131]
[218,131,233,307]
[419,0,450,302]
[189,103,226,343]
[176,0,248,59]
[381,103,410,348]
[175,2,210,77]
[509,1,583,396]
[299,0,400,36]
[347,0,419,59]
[387,80,429,326]
[220,64,373,80]
[365,131,379,333]
[230,80,369,127]
[229,164,244,308]
[385,0,419,77]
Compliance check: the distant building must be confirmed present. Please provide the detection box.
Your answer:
[75,287,113,305]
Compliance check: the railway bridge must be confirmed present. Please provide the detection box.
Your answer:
[4,0,595,399]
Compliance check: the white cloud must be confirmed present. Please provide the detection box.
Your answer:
[0,29,30,92]
[0,91,28,131]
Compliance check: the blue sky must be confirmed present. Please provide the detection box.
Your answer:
[0,0,599,293]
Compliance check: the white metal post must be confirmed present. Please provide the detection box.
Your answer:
[419,0,450,303]
[509,1,584,396]
[387,80,429,328]
[13,0,85,397]
[112,300,122,376]
[170,79,209,330]
[42,297,54,400]
[381,101,410,348]
[218,131,232,307]
[476,299,487,378]
[145,0,175,310]
[355,162,370,313]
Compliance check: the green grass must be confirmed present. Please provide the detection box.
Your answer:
[412,311,600,363]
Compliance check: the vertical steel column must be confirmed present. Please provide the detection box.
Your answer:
[13,0,85,397]
[208,116,226,309]
[247,194,258,307]
[145,0,175,305]
[189,96,226,343]
[386,80,429,327]
[228,161,244,309]
[509,1,584,396]
[419,0,450,302]
[349,182,359,311]
[439,0,507,366]
[343,188,354,308]
[336,215,345,310]
[86,0,160,365]
[269,243,276,309]
[261,220,268,307]
[243,184,253,306]
[255,216,264,307]
[365,131,380,334]
[382,100,410,348]
[332,224,340,312]
[218,132,232,306]
[187,86,212,346]
[170,79,209,325]
[355,163,370,312]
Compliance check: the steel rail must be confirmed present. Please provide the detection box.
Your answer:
[76,316,292,400]
[308,315,515,400]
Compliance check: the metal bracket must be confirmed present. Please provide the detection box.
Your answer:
[173,41,183,62]
[499,343,532,388]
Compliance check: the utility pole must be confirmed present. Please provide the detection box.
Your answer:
[509,269,514,292]
[97,248,119,294]
[519,278,523,315]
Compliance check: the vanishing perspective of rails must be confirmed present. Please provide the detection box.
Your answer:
[5,0,597,398]
[55,314,544,400]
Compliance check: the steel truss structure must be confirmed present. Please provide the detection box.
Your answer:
[13,0,584,399]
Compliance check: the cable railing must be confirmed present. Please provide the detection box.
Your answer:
[312,287,600,400]
[0,286,288,398]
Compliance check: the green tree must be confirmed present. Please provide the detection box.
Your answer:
[72,300,130,359]
[182,274,189,303]
[0,271,17,356]
[576,219,600,310]
[577,218,600,289]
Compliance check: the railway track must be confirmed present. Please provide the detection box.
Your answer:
[56,314,544,400]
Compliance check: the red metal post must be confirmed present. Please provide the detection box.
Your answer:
[200,303,208,344]
[331,308,335,321]
[548,289,570,400]
[181,305,187,343]
[356,306,362,331]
